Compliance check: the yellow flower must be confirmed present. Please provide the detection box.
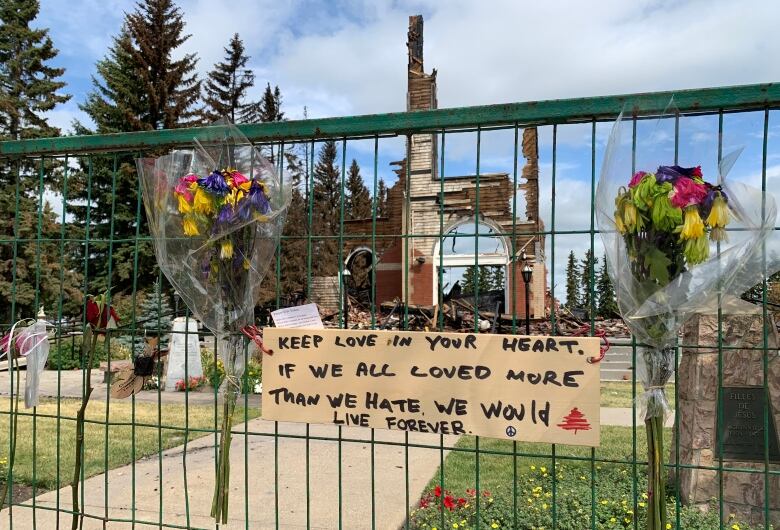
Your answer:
[530,465,536,471]
[182,216,199,236]
[542,503,548,510]
[600,500,608,505]
[491,523,499,529]
[680,206,704,240]
[710,226,728,242]
[540,466,547,473]
[193,187,215,215]
[220,239,233,260]
[623,202,639,232]
[243,258,250,270]
[610,518,616,523]
[452,524,458,529]
[226,187,244,207]
[731,525,740,530]
[177,194,192,214]
[706,193,729,228]
[666,524,672,530]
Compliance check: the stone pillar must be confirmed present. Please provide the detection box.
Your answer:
[673,297,780,526]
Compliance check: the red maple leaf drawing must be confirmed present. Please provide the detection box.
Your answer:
[557,407,591,434]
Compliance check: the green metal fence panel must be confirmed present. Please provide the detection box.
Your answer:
[0,83,778,529]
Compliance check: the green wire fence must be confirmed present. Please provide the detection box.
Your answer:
[1,82,779,529]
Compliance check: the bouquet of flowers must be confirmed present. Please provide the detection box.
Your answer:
[596,112,777,530]
[137,121,289,523]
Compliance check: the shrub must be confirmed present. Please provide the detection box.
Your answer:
[48,338,104,370]
[241,360,262,394]
[409,464,765,530]
[200,349,262,393]
[201,349,225,389]
[47,336,132,370]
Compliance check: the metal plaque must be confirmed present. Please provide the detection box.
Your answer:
[716,387,780,462]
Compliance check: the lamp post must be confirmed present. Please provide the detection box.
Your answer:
[521,263,533,335]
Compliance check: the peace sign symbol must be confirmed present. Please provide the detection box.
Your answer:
[506,426,517,437]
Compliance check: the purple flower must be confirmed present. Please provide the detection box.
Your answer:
[197,171,229,195]
[701,186,728,217]
[237,181,271,220]
[217,204,234,225]
[656,165,703,184]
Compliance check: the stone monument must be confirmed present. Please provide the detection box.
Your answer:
[673,297,780,526]
[165,316,203,391]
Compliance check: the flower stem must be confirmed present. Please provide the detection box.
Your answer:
[71,327,99,530]
[0,346,21,512]
[211,388,236,523]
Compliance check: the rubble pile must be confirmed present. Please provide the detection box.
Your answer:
[318,297,630,338]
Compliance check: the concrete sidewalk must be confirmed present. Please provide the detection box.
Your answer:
[1,418,459,529]
[0,368,260,406]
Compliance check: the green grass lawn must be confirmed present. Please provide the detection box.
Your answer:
[600,381,676,410]
[0,397,259,490]
[424,426,667,495]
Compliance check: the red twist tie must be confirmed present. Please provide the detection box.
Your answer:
[240,325,273,356]
[570,324,610,364]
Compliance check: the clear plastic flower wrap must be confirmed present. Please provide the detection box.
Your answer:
[137,120,290,523]
[595,109,777,530]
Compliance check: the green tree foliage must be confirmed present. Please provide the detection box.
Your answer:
[0,0,70,145]
[0,1,80,322]
[345,159,371,220]
[117,279,172,355]
[123,0,201,129]
[375,177,388,217]
[201,33,254,123]
[564,250,580,309]
[0,197,82,322]
[79,28,146,134]
[74,0,201,293]
[491,265,505,291]
[596,255,619,318]
[311,140,341,276]
[580,249,596,312]
[461,266,494,296]
[242,83,284,124]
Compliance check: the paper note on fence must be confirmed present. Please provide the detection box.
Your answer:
[262,329,601,446]
[270,303,324,329]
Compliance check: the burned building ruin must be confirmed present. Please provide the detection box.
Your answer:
[312,15,546,319]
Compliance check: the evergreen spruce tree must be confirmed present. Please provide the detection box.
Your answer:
[0,1,81,321]
[0,0,70,146]
[118,279,173,354]
[79,28,146,133]
[596,254,619,318]
[123,0,201,129]
[201,33,254,123]
[0,199,82,322]
[74,0,201,292]
[311,140,341,276]
[580,249,596,313]
[491,265,505,291]
[375,178,388,217]
[461,266,493,296]
[242,83,284,124]
[345,159,372,219]
[564,250,580,308]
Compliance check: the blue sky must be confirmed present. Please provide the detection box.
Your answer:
[36,0,780,298]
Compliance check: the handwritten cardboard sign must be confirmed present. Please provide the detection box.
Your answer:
[262,329,601,446]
